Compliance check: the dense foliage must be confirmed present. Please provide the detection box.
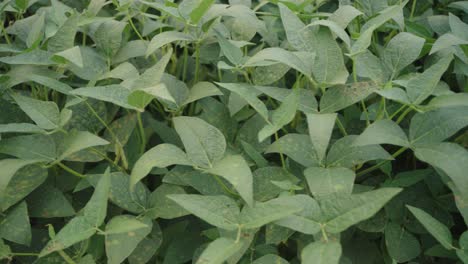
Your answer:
[1,0,468,263]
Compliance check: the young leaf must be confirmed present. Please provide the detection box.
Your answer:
[245,48,312,77]
[168,195,239,230]
[39,216,96,257]
[195,238,244,264]
[301,241,342,264]
[382,32,425,78]
[320,82,378,113]
[105,216,152,264]
[0,202,31,246]
[304,167,355,198]
[320,188,402,233]
[258,89,299,142]
[409,106,468,145]
[57,130,109,161]
[173,116,227,168]
[306,113,336,163]
[414,143,468,198]
[207,155,254,206]
[265,134,319,167]
[146,31,193,57]
[104,215,148,235]
[216,82,268,121]
[130,144,192,188]
[407,206,453,250]
[406,55,453,104]
[11,93,60,130]
[239,196,303,229]
[146,184,189,219]
[354,120,409,147]
[83,168,111,227]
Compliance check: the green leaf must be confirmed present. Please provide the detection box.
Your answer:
[301,241,342,264]
[306,113,336,163]
[48,14,79,53]
[258,89,299,142]
[189,0,215,23]
[0,123,45,134]
[185,82,223,105]
[146,31,193,57]
[320,82,378,113]
[239,196,303,229]
[26,13,44,48]
[329,5,362,29]
[54,46,84,68]
[265,134,319,167]
[27,185,75,218]
[382,32,425,78]
[327,135,393,168]
[105,216,152,264]
[207,155,254,206]
[216,82,268,121]
[254,85,318,114]
[195,238,244,264]
[0,159,39,204]
[168,194,239,230]
[406,55,453,104]
[0,134,56,162]
[407,205,453,250]
[173,116,226,168]
[252,255,288,264]
[304,167,355,198]
[105,215,148,235]
[39,216,96,257]
[87,172,149,214]
[385,222,421,262]
[409,106,468,145]
[0,202,31,246]
[146,184,189,219]
[457,231,468,263]
[253,167,299,202]
[71,85,141,111]
[245,48,313,77]
[1,164,48,211]
[320,188,402,233]
[306,27,348,86]
[0,239,11,260]
[274,195,321,235]
[57,130,109,161]
[131,144,192,188]
[414,143,468,202]
[216,32,244,66]
[11,93,60,130]
[28,74,73,94]
[94,20,126,58]
[83,168,111,227]
[0,49,54,65]
[354,120,409,147]
[430,33,468,55]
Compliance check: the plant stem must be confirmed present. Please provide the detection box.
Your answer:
[275,132,286,169]
[194,41,200,83]
[57,162,86,178]
[58,250,77,264]
[410,0,417,21]
[137,112,146,154]
[128,15,144,41]
[396,107,413,124]
[336,118,348,136]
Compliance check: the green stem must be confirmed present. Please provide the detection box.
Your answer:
[336,118,348,136]
[57,162,86,178]
[128,15,144,41]
[275,132,286,169]
[58,250,77,264]
[410,0,417,21]
[11,252,39,256]
[396,107,413,124]
[137,112,146,154]
[1,20,11,45]
[356,147,407,177]
[194,41,200,83]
